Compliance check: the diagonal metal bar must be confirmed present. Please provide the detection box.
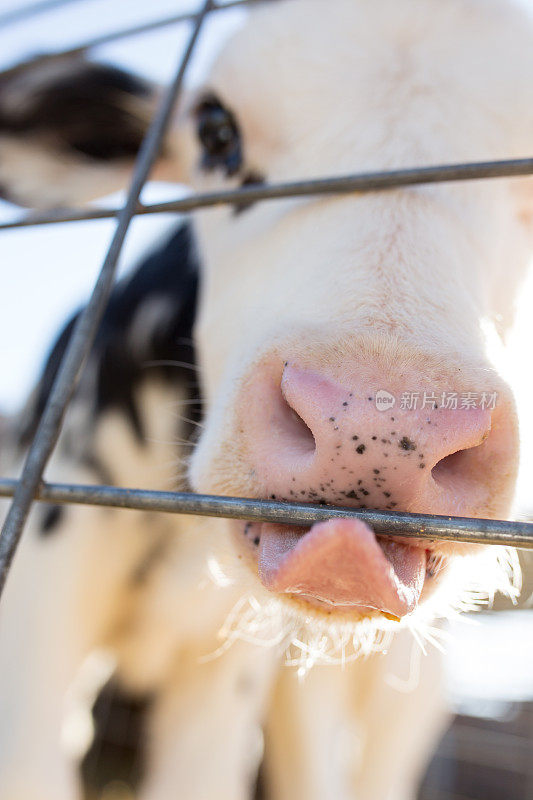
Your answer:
[2,157,533,231]
[0,0,214,598]
[55,0,273,58]
[1,478,532,549]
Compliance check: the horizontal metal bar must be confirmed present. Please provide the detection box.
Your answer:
[55,0,271,57]
[0,0,214,599]
[1,478,532,549]
[2,157,533,231]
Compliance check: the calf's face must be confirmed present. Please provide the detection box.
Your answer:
[2,0,533,639]
[184,0,533,627]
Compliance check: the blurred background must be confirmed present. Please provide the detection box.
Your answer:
[0,1,532,798]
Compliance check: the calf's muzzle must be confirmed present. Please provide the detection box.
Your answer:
[236,360,517,616]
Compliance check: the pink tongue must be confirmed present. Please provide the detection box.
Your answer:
[258,518,426,617]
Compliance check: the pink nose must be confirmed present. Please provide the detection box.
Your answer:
[250,363,495,513]
[238,361,514,614]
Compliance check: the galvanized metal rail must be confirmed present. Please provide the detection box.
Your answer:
[0,0,214,597]
[48,0,274,58]
[1,479,532,550]
[2,157,533,231]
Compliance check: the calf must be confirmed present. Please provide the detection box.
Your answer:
[1,0,533,797]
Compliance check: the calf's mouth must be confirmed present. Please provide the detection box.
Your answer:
[239,516,447,620]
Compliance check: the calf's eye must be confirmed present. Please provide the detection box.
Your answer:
[195,94,242,176]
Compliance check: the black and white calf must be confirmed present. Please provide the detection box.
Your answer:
[2,1,533,798]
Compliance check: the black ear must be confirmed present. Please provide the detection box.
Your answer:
[0,55,160,207]
[0,54,155,160]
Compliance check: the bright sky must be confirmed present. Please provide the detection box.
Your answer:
[1,0,533,519]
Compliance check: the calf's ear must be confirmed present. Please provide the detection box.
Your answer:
[0,54,181,209]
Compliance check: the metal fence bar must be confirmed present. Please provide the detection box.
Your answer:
[0,0,84,28]
[0,0,213,598]
[53,0,272,58]
[1,478,532,549]
[2,157,533,231]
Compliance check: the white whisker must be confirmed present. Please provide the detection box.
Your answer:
[175,414,205,429]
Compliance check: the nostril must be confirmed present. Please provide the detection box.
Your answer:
[277,393,316,457]
[431,434,491,492]
[431,449,469,487]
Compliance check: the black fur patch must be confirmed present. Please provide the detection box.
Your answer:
[233,170,266,216]
[0,56,153,161]
[80,680,265,799]
[81,452,116,488]
[20,224,201,452]
[80,678,153,799]
[19,313,79,447]
[39,504,65,536]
